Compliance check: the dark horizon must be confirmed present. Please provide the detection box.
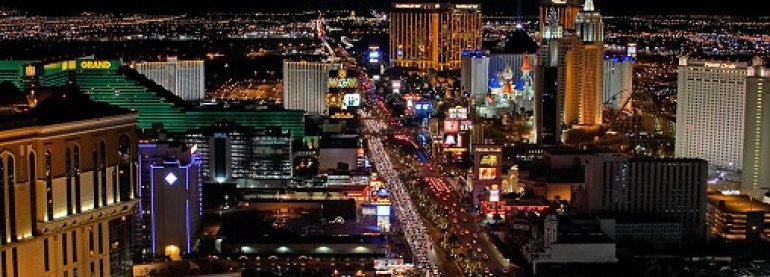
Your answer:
[1,0,766,16]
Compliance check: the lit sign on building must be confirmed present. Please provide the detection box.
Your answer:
[331,112,355,119]
[444,120,460,133]
[479,168,498,180]
[704,62,738,69]
[443,133,459,147]
[480,154,498,167]
[489,186,500,202]
[396,3,423,9]
[460,121,473,131]
[376,205,391,216]
[342,93,361,109]
[454,4,479,9]
[329,77,358,88]
[474,146,502,153]
[368,50,380,63]
[164,172,178,186]
[79,60,113,70]
[24,65,36,76]
[448,107,469,119]
[326,93,342,108]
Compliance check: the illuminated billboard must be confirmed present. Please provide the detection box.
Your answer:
[342,93,361,109]
[376,205,391,216]
[489,187,500,202]
[24,65,36,77]
[479,168,498,180]
[443,133,463,148]
[326,93,342,108]
[473,145,503,181]
[368,49,380,63]
[444,120,460,133]
[329,77,358,88]
[480,154,498,167]
[78,60,119,71]
[448,107,468,119]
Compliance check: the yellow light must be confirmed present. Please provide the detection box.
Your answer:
[164,245,181,261]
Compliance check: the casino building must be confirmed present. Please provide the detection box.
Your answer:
[389,2,482,71]
[0,89,138,277]
[0,58,305,136]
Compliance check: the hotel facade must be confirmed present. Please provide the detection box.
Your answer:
[0,112,138,277]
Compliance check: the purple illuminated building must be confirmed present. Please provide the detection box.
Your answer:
[136,142,202,261]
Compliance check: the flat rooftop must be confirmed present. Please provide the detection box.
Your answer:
[707,193,770,213]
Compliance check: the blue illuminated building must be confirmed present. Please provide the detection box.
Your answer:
[136,141,202,261]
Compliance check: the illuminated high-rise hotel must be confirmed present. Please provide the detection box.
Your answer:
[539,0,581,34]
[742,57,770,200]
[575,0,604,125]
[535,0,605,143]
[389,2,482,71]
[282,61,338,115]
[676,58,748,171]
[132,57,206,101]
[0,92,137,277]
[535,7,569,144]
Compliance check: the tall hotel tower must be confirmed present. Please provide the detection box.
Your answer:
[132,57,206,101]
[742,57,770,200]
[0,92,138,277]
[535,0,605,144]
[539,0,581,33]
[675,57,748,171]
[389,2,482,71]
[282,61,338,115]
[535,8,567,144]
[575,0,604,125]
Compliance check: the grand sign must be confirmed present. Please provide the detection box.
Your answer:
[79,60,114,70]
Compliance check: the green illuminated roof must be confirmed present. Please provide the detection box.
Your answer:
[0,59,305,138]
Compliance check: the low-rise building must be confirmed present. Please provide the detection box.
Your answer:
[707,192,770,241]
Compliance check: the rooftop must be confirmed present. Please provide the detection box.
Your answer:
[556,216,615,244]
[0,86,131,130]
[707,193,770,213]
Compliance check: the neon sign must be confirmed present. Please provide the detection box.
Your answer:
[79,60,113,70]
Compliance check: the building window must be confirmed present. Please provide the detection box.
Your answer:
[98,224,104,254]
[62,233,68,266]
[72,230,78,263]
[74,145,81,213]
[45,150,53,221]
[89,228,94,252]
[112,170,117,204]
[118,134,132,201]
[92,150,99,209]
[29,153,37,235]
[66,147,73,215]
[7,156,16,242]
[11,248,17,277]
[100,142,107,207]
[44,238,50,271]
[1,250,6,277]
[0,157,5,245]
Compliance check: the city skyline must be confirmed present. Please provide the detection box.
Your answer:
[1,0,765,15]
[1,0,770,276]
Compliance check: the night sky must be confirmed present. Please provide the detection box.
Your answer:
[1,0,763,15]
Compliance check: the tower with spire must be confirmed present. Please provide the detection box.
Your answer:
[576,0,604,43]
[575,0,605,125]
